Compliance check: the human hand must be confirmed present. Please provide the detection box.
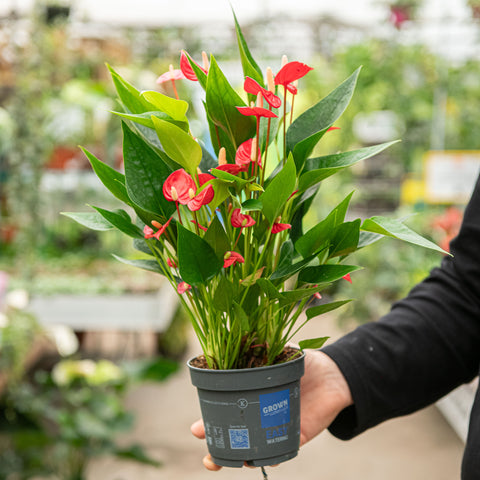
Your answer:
[190,350,353,471]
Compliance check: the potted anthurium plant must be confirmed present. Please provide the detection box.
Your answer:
[63,14,446,468]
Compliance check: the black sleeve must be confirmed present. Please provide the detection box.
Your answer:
[322,175,480,440]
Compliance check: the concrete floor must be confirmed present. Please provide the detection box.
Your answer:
[89,315,465,480]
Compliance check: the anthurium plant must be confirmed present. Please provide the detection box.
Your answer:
[63,15,445,370]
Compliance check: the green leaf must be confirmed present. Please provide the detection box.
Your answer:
[259,155,296,224]
[286,67,361,170]
[361,216,449,255]
[305,299,352,320]
[108,64,155,114]
[298,264,361,284]
[279,284,330,307]
[113,255,165,274]
[210,168,251,188]
[112,111,189,132]
[295,192,354,258]
[299,141,398,193]
[233,301,250,333]
[213,276,234,312]
[61,211,114,231]
[299,337,330,350]
[115,444,162,467]
[328,219,361,259]
[241,198,263,213]
[270,255,316,282]
[141,90,189,122]
[203,215,230,257]
[232,9,264,97]
[206,56,256,150]
[152,117,202,176]
[184,51,208,90]
[177,224,223,286]
[90,206,143,239]
[81,147,131,204]
[122,122,174,219]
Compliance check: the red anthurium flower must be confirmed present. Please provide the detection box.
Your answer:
[343,273,353,284]
[223,251,245,268]
[156,68,185,84]
[215,164,249,175]
[197,172,215,186]
[187,184,214,212]
[236,105,277,119]
[271,220,291,234]
[167,258,177,268]
[231,208,255,228]
[180,50,208,82]
[163,169,196,204]
[190,220,208,232]
[327,126,340,132]
[274,61,313,87]
[286,82,298,95]
[243,77,281,109]
[163,169,214,212]
[177,281,191,294]
[235,138,261,166]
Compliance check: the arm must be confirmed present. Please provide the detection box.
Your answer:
[322,175,480,439]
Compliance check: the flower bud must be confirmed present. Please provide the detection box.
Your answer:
[218,147,227,165]
[256,92,263,108]
[281,55,288,67]
[171,186,178,201]
[266,67,275,93]
[169,64,175,79]
[202,51,209,71]
[188,188,196,199]
[151,220,162,229]
[250,137,257,163]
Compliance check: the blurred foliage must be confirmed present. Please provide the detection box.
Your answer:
[333,205,463,326]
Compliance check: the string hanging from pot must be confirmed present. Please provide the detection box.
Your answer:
[261,466,269,479]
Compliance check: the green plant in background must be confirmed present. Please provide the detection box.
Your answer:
[64,14,446,370]
[0,359,161,480]
[334,205,463,326]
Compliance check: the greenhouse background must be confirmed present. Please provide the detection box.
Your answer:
[0,0,479,478]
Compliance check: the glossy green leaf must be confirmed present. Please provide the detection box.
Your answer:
[295,192,354,258]
[141,90,189,122]
[298,337,330,350]
[299,141,398,193]
[152,117,201,176]
[203,215,230,257]
[184,51,208,90]
[90,206,143,239]
[241,199,263,213]
[177,224,223,286]
[328,219,361,259]
[213,276,234,312]
[107,64,155,114]
[233,9,264,97]
[298,264,361,284]
[305,299,352,320]
[206,56,256,150]
[112,111,189,132]
[286,68,361,170]
[361,216,449,254]
[113,255,165,274]
[61,211,113,231]
[122,122,174,219]
[81,147,130,204]
[259,155,296,224]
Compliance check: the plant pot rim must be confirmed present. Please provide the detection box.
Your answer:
[187,351,305,392]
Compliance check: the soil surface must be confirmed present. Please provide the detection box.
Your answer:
[189,346,300,369]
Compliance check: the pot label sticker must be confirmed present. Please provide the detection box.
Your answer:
[259,389,290,429]
[229,428,250,449]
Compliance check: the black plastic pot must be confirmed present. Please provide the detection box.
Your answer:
[188,353,304,467]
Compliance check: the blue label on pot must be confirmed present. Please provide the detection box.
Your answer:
[229,428,250,449]
[259,389,290,429]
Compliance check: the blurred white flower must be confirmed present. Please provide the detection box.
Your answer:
[5,289,29,310]
[46,324,79,357]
